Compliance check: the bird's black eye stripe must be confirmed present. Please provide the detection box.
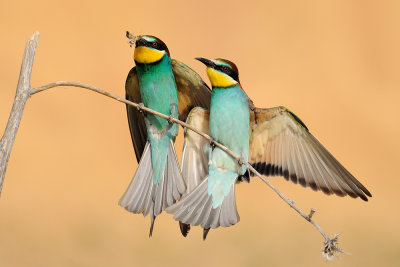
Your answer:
[143,40,165,51]
[215,64,238,81]
[135,36,170,57]
[135,37,166,51]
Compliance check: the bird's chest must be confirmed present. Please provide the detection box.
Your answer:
[209,88,250,146]
[136,61,179,133]
[137,66,177,110]
[209,87,250,173]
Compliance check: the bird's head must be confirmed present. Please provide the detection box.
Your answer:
[196,58,239,88]
[134,35,170,64]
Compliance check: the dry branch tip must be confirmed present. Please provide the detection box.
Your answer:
[322,233,347,260]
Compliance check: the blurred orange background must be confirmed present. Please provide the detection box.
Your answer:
[0,0,399,266]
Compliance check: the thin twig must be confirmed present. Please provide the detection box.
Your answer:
[31,81,331,242]
[0,32,341,260]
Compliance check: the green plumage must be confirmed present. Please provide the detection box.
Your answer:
[135,55,179,184]
[208,85,250,207]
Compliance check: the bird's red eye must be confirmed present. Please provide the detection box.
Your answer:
[223,66,229,72]
[152,42,157,48]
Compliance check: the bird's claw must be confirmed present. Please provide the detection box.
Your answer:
[209,137,216,150]
[238,157,245,166]
[167,114,174,124]
[137,103,147,116]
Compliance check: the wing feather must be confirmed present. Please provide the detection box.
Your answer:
[125,67,148,162]
[249,106,371,201]
[171,59,212,121]
[181,107,210,194]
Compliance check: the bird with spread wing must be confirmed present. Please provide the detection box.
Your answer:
[167,57,371,240]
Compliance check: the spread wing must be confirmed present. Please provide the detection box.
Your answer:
[125,60,211,162]
[171,59,212,121]
[249,106,372,201]
[181,107,210,195]
[125,67,148,161]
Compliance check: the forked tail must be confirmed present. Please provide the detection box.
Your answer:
[119,140,186,236]
[166,176,239,236]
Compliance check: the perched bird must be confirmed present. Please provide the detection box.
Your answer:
[167,58,371,239]
[119,34,211,237]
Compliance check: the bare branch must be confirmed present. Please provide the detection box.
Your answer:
[0,32,40,195]
[32,81,340,252]
[0,32,343,259]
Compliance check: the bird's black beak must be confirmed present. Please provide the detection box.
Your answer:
[195,57,215,68]
[135,37,146,48]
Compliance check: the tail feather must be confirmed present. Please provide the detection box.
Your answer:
[177,182,209,224]
[119,141,186,235]
[166,176,240,229]
[221,188,238,226]
[149,208,155,237]
[179,222,191,237]
[203,228,211,240]
[178,107,210,237]
[119,143,153,214]
[192,194,213,225]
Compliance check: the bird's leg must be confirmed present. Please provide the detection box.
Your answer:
[167,103,178,125]
[238,157,245,166]
[209,137,216,151]
[167,114,175,124]
[137,103,147,116]
[236,157,250,183]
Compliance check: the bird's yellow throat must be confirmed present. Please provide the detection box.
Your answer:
[134,46,166,64]
[206,67,237,88]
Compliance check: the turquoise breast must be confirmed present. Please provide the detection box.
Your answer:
[209,85,250,175]
[135,55,179,136]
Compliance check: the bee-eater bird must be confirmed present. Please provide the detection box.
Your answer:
[119,34,211,237]
[167,58,371,239]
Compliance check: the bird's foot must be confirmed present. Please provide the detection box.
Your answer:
[167,114,175,124]
[209,137,216,151]
[137,103,147,116]
[238,157,246,167]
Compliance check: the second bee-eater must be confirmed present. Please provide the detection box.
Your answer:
[119,34,211,236]
[167,58,371,239]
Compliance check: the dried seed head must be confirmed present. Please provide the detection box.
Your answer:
[322,233,347,260]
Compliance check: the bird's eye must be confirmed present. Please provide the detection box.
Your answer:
[152,42,157,48]
[222,66,229,72]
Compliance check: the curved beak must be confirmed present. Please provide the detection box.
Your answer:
[195,57,215,68]
[135,37,146,48]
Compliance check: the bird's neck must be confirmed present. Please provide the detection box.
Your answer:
[211,83,244,96]
[210,84,250,120]
[135,55,172,75]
